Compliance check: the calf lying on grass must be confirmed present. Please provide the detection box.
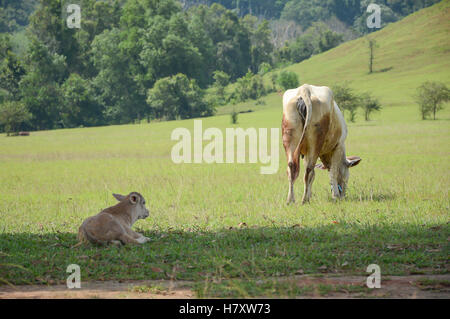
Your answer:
[74,192,150,247]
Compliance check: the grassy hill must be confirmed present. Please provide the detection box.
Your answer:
[220,0,450,117]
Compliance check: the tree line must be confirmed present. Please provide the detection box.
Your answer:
[184,0,442,33]
[0,0,272,131]
[0,0,347,134]
[0,0,445,134]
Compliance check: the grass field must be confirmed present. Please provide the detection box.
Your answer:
[0,2,449,297]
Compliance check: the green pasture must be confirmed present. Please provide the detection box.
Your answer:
[0,103,449,296]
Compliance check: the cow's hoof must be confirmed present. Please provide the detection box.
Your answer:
[286,197,295,205]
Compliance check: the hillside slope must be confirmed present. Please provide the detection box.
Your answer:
[223,0,450,115]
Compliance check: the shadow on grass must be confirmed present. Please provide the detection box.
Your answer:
[345,191,396,202]
[351,123,378,127]
[375,66,394,73]
[0,222,448,287]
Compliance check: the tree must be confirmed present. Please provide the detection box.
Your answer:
[332,83,359,122]
[234,71,265,102]
[91,28,146,124]
[19,39,66,130]
[277,22,342,65]
[281,0,331,30]
[0,0,38,33]
[191,3,252,81]
[270,72,279,91]
[277,71,299,90]
[28,0,81,74]
[288,34,315,63]
[0,101,31,135]
[213,70,230,100]
[231,110,238,124]
[367,37,377,74]
[61,73,104,128]
[415,81,450,120]
[249,73,266,100]
[73,0,122,77]
[258,62,272,75]
[146,73,214,120]
[360,92,381,121]
[317,26,343,52]
[0,34,25,100]
[307,22,343,54]
[242,16,273,73]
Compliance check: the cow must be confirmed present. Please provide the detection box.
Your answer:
[282,84,361,204]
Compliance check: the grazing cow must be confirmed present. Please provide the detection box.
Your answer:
[282,84,361,204]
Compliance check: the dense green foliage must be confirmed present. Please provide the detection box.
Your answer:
[0,0,38,32]
[276,70,299,90]
[232,71,266,102]
[187,0,441,31]
[276,22,343,64]
[0,0,277,132]
[0,0,443,133]
[147,73,213,120]
[0,100,31,135]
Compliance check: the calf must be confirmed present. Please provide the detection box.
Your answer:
[75,192,150,246]
[282,84,361,204]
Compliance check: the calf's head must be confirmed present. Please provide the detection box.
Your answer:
[113,192,150,220]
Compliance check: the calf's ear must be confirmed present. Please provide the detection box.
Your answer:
[346,156,361,168]
[129,194,139,205]
[112,193,126,202]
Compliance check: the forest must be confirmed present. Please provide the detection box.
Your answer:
[0,0,441,132]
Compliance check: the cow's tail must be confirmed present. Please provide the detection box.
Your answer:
[293,85,313,161]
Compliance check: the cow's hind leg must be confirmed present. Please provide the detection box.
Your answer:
[287,161,299,204]
[302,153,319,204]
[283,116,301,204]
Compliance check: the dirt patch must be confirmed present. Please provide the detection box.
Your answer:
[0,279,194,299]
[273,274,450,298]
[0,275,449,299]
